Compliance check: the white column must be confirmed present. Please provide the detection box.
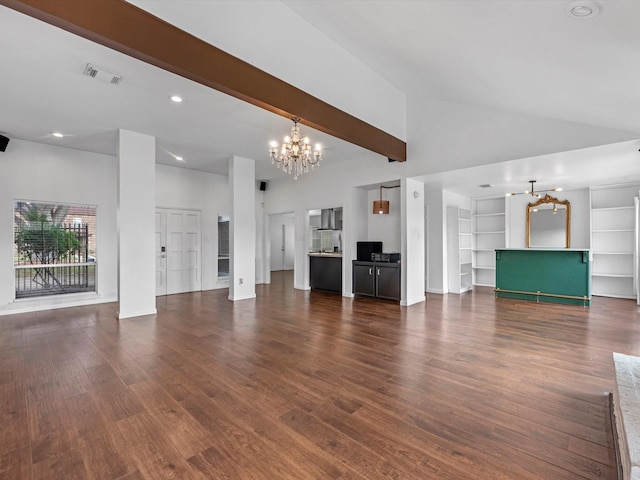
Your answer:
[294,207,310,290]
[425,188,446,294]
[229,156,256,301]
[401,177,426,306]
[117,129,156,319]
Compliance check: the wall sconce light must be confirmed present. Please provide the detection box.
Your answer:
[372,185,400,215]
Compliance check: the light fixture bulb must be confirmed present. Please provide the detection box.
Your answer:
[270,140,278,148]
[52,132,64,138]
[175,156,184,161]
[170,95,183,103]
[555,187,563,192]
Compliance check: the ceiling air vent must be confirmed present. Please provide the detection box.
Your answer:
[478,184,493,189]
[83,63,122,85]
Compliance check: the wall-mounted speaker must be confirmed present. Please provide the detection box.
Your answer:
[259,181,268,191]
[0,135,9,152]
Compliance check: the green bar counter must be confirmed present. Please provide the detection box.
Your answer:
[495,249,591,306]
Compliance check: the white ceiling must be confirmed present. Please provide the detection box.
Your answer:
[284,0,640,134]
[1,1,639,195]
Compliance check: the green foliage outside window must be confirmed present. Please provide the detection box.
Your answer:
[15,205,81,264]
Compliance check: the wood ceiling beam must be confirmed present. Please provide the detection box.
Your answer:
[1,0,407,162]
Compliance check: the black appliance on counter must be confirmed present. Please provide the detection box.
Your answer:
[356,241,382,261]
[371,252,401,263]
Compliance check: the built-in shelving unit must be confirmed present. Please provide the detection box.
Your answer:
[447,207,473,293]
[590,184,639,299]
[472,197,506,287]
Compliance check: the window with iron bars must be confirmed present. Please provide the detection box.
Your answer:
[14,201,97,298]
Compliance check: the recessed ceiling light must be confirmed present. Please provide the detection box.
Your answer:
[566,1,600,18]
[170,95,183,103]
[175,156,184,161]
[52,132,64,138]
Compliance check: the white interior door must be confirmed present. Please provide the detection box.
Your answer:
[156,208,201,296]
[167,209,202,295]
[155,209,167,296]
[269,221,284,271]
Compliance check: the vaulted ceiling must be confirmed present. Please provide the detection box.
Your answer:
[1,1,639,194]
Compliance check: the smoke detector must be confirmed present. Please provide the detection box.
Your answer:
[83,63,122,85]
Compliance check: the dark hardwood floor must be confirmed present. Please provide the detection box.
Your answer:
[1,270,639,479]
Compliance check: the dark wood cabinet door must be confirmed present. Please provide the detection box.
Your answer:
[376,265,401,301]
[353,264,376,296]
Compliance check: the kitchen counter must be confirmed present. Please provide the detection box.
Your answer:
[308,252,342,258]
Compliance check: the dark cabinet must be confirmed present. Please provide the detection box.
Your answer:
[353,263,376,297]
[309,255,342,294]
[376,264,401,300]
[353,261,400,301]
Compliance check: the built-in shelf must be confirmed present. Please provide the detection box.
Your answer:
[472,197,506,288]
[448,207,473,293]
[590,184,639,299]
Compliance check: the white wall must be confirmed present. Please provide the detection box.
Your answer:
[156,164,230,290]
[406,96,638,178]
[507,188,590,249]
[0,141,236,317]
[0,139,118,315]
[367,187,401,253]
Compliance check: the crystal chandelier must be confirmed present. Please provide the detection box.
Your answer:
[269,118,322,180]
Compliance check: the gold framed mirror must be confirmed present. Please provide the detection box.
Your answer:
[526,194,571,248]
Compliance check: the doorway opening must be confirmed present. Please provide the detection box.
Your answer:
[269,212,295,273]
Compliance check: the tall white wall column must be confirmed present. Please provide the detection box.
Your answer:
[229,156,256,301]
[402,178,426,306]
[117,129,156,319]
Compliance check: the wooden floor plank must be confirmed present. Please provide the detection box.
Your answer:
[0,272,635,479]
